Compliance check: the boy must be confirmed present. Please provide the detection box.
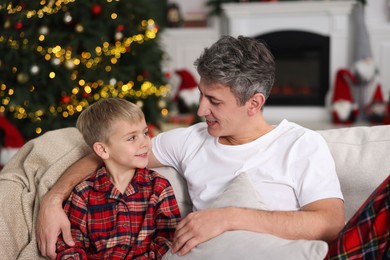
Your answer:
[56,98,181,259]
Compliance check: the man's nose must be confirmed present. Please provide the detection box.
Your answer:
[197,96,209,117]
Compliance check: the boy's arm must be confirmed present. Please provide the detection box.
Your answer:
[56,194,89,260]
[36,152,100,260]
[153,183,181,259]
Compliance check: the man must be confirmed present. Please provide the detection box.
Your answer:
[37,35,345,259]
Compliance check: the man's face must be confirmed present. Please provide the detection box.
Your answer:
[197,79,249,139]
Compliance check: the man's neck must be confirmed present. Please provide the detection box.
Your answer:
[219,121,274,146]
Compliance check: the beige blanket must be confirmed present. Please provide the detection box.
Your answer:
[0,127,90,260]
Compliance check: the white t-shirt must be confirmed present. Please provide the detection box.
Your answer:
[152,120,343,211]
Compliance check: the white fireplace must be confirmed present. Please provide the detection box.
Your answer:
[220,0,356,123]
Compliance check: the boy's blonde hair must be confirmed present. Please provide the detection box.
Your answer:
[76,98,144,147]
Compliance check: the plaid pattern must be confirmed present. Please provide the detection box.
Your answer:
[56,167,181,260]
[327,175,390,260]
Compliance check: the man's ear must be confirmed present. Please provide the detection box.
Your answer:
[93,142,109,160]
[247,93,266,116]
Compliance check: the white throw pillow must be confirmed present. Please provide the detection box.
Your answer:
[163,173,328,260]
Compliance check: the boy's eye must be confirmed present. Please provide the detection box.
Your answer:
[144,131,149,137]
[127,136,135,141]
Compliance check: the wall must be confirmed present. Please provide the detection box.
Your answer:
[168,0,390,23]
[162,0,390,105]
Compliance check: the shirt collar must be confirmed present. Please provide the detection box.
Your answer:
[93,166,152,194]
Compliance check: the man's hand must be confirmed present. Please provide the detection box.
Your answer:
[171,208,229,256]
[36,194,74,259]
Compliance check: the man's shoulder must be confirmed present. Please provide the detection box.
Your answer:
[276,119,322,139]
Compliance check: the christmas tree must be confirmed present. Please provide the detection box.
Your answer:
[0,0,169,140]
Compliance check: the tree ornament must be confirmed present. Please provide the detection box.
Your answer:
[147,23,156,30]
[142,70,149,78]
[115,31,123,40]
[136,100,144,108]
[63,12,73,24]
[39,26,49,35]
[65,60,75,70]
[91,4,103,16]
[75,24,84,33]
[61,95,71,104]
[117,24,125,32]
[15,21,23,30]
[158,99,166,109]
[51,58,61,66]
[82,91,89,98]
[109,78,117,85]
[30,65,40,75]
[4,19,11,29]
[16,72,29,84]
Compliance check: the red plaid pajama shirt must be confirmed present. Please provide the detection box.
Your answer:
[327,174,390,260]
[56,167,181,260]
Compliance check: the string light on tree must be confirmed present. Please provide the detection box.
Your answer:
[0,0,169,139]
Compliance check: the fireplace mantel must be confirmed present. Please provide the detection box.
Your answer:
[220,0,356,123]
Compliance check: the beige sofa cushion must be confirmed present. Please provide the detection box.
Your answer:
[163,173,328,260]
[318,125,390,221]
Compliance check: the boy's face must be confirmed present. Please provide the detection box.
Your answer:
[103,118,151,171]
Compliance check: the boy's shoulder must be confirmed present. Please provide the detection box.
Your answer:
[73,171,98,194]
[138,168,172,188]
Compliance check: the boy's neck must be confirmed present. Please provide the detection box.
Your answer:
[107,167,136,194]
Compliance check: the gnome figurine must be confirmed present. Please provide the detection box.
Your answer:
[331,69,359,124]
[365,83,388,124]
[169,69,200,114]
[0,115,25,167]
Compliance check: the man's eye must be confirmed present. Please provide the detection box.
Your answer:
[210,99,220,105]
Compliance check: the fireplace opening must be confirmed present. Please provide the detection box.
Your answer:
[256,31,330,106]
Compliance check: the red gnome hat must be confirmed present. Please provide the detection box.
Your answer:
[0,115,25,167]
[371,84,384,103]
[0,116,25,148]
[365,83,387,124]
[332,69,357,103]
[173,69,198,102]
[331,69,358,124]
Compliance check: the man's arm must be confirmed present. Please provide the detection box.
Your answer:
[147,149,165,168]
[36,152,100,259]
[171,198,345,256]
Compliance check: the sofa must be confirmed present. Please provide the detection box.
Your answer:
[0,124,389,259]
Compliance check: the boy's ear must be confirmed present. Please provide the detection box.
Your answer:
[247,93,266,116]
[93,142,109,159]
